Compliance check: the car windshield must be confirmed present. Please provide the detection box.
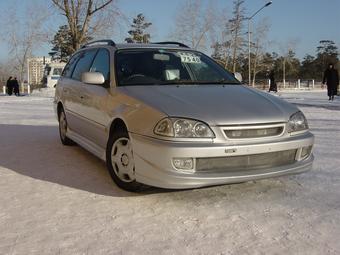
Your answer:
[115,49,240,86]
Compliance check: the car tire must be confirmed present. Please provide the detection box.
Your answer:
[58,108,75,146]
[106,129,145,192]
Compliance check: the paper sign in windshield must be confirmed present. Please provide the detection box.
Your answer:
[178,52,201,64]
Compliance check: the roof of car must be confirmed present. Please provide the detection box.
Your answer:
[114,43,188,50]
[81,40,192,51]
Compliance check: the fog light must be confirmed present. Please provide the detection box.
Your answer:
[301,146,312,159]
[173,158,194,171]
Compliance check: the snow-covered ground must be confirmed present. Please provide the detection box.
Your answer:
[0,90,339,254]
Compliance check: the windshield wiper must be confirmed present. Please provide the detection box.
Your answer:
[160,79,240,85]
[161,80,198,85]
[211,79,240,85]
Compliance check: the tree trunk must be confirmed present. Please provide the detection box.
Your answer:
[52,0,114,52]
[231,28,238,73]
[283,58,286,86]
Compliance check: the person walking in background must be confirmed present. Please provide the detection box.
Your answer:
[6,76,13,95]
[13,77,20,96]
[322,63,339,101]
[268,69,277,93]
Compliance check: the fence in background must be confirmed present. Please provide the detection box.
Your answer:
[1,83,31,95]
[1,80,326,96]
[251,79,324,90]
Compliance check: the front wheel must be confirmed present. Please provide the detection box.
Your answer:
[106,130,144,192]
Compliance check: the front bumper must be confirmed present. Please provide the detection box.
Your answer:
[130,132,314,189]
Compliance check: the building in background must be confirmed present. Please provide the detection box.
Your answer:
[27,57,51,85]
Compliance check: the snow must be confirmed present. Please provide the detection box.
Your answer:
[30,87,56,98]
[0,90,340,254]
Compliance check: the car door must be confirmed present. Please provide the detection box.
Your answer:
[76,48,112,149]
[66,49,98,138]
[58,52,81,133]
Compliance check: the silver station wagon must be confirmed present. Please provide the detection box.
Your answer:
[54,40,314,191]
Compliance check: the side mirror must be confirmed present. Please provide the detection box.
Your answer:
[234,72,243,82]
[81,72,105,85]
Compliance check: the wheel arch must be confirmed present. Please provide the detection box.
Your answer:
[57,102,64,118]
[108,118,128,139]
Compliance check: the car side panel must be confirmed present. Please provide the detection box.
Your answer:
[76,84,113,149]
[57,77,84,134]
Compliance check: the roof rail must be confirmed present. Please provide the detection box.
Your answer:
[81,40,116,48]
[153,41,190,48]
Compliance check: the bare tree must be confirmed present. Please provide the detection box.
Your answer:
[51,0,120,52]
[229,0,246,73]
[211,1,246,73]
[0,62,15,86]
[211,41,233,69]
[210,10,233,70]
[279,39,299,85]
[171,0,218,50]
[250,18,270,86]
[0,2,50,84]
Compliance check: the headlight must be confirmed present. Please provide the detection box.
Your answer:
[287,111,309,133]
[154,118,215,138]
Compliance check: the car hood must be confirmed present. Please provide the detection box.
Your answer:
[122,85,298,125]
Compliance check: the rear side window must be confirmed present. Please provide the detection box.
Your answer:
[62,53,80,78]
[90,49,110,87]
[71,49,97,81]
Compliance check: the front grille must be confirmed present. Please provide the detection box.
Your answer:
[196,149,297,173]
[224,126,284,139]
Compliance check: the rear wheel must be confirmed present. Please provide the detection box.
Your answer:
[106,130,144,192]
[58,109,75,146]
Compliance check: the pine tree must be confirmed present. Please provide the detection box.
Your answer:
[50,25,74,62]
[315,40,339,78]
[125,14,152,43]
[300,55,317,79]
[316,40,338,62]
[50,25,92,62]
